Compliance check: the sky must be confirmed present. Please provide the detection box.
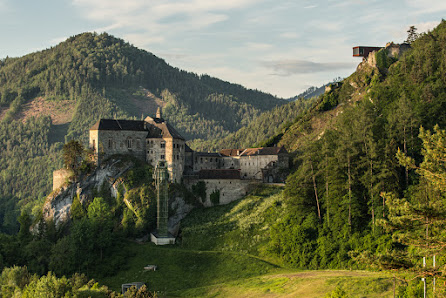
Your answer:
[0,1,445,98]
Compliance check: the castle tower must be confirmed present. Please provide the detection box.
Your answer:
[156,107,162,119]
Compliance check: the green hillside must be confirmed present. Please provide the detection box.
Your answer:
[94,186,394,297]
[0,32,287,232]
[189,97,316,151]
[246,20,446,278]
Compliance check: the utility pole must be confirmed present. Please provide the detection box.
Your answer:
[433,255,436,297]
[423,257,426,298]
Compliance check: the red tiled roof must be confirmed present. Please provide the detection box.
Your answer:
[220,146,287,157]
[219,149,244,157]
[240,146,287,156]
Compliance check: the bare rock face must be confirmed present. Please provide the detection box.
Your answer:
[168,197,195,236]
[43,158,132,226]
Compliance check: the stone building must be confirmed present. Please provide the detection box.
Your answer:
[184,169,256,206]
[192,152,221,172]
[85,108,289,205]
[220,147,289,181]
[89,108,185,182]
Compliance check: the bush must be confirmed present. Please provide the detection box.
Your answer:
[210,190,220,205]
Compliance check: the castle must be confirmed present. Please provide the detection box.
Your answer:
[88,108,289,205]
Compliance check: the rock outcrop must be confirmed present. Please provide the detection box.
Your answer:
[43,158,132,226]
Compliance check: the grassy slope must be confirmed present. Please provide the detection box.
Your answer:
[178,270,394,297]
[98,242,281,293]
[98,186,394,297]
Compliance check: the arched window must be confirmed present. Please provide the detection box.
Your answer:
[127,138,133,149]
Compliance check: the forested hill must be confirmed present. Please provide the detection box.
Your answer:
[0,32,285,142]
[249,21,446,272]
[0,32,286,232]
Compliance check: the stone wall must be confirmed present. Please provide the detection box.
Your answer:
[220,156,240,169]
[170,139,185,183]
[146,138,166,168]
[52,168,72,191]
[239,155,279,180]
[146,138,185,182]
[90,129,147,163]
[203,179,257,206]
[185,178,256,207]
[193,153,220,171]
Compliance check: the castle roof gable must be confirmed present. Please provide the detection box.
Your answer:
[90,117,185,140]
[145,117,185,140]
[90,119,146,131]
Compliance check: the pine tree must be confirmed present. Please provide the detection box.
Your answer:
[405,26,419,44]
[379,125,446,283]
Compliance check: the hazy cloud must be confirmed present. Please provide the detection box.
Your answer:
[263,59,356,76]
[71,0,261,49]
[414,20,441,33]
[406,0,446,15]
[0,0,9,13]
[242,42,273,51]
[50,36,68,46]
[72,0,257,29]
[279,32,300,39]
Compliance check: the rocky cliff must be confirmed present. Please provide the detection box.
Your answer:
[43,157,133,226]
[43,157,197,237]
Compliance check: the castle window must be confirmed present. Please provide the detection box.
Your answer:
[92,140,96,151]
[127,138,132,149]
[161,142,165,148]
[210,158,213,162]
[200,158,203,163]
[161,155,165,160]
[136,139,141,149]
[108,139,113,149]
[177,155,179,160]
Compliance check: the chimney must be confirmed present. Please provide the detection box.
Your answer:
[156,107,162,119]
